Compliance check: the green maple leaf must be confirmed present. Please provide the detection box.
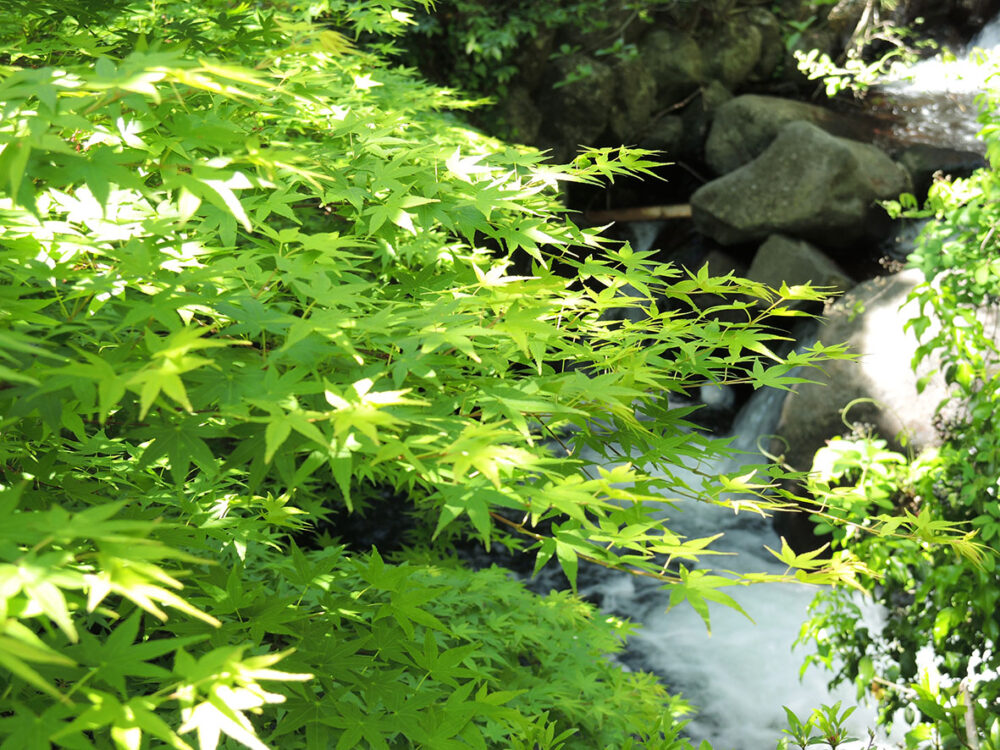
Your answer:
[67,612,206,696]
[53,690,195,750]
[666,565,752,634]
[136,417,220,484]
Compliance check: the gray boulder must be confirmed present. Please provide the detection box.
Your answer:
[686,249,750,324]
[772,269,948,471]
[747,234,854,294]
[641,115,684,153]
[508,28,555,92]
[497,85,542,144]
[897,144,986,199]
[782,27,840,87]
[639,28,705,106]
[701,248,747,278]
[536,54,617,160]
[706,94,876,175]
[691,121,912,250]
[746,8,784,81]
[704,21,762,90]
[827,0,868,39]
[608,55,658,142]
[680,80,734,156]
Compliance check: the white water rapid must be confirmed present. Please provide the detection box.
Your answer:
[577,366,882,749]
[566,225,897,749]
[874,13,1000,151]
[582,16,1000,744]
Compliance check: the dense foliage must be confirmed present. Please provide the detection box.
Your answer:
[395,0,668,97]
[0,1,882,747]
[797,60,1000,750]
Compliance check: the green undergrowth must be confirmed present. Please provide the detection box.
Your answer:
[797,57,1000,750]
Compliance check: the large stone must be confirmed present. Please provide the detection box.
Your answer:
[747,234,854,294]
[639,28,705,106]
[706,94,875,175]
[641,115,684,153]
[897,144,986,199]
[680,80,733,156]
[704,20,762,89]
[746,8,784,81]
[608,55,658,142]
[686,249,750,324]
[508,28,556,92]
[536,54,617,160]
[496,85,542,144]
[782,27,840,86]
[827,0,867,38]
[701,248,747,278]
[691,121,912,250]
[772,269,949,471]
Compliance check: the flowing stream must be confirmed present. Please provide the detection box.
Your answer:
[571,290,880,749]
[507,18,1000,748]
[870,14,1000,151]
[581,384,881,749]
[568,20,1000,748]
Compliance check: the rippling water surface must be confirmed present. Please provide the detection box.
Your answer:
[555,27,1000,742]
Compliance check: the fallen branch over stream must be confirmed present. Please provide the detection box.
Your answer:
[584,203,692,223]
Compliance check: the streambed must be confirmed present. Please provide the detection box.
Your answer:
[561,18,1000,748]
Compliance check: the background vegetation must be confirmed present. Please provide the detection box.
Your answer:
[797,60,1000,750]
[394,0,673,96]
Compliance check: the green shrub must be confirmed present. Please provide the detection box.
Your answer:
[0,0,859,747]
[395,0,663,98]
[798,58,1000,750]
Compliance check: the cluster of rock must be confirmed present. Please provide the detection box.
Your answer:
[683,93,951,470]
[694,106,910,249]
[479,0,996,545]
[500,3,795,161]
[497,0,998,162]
[667,90,986,555]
